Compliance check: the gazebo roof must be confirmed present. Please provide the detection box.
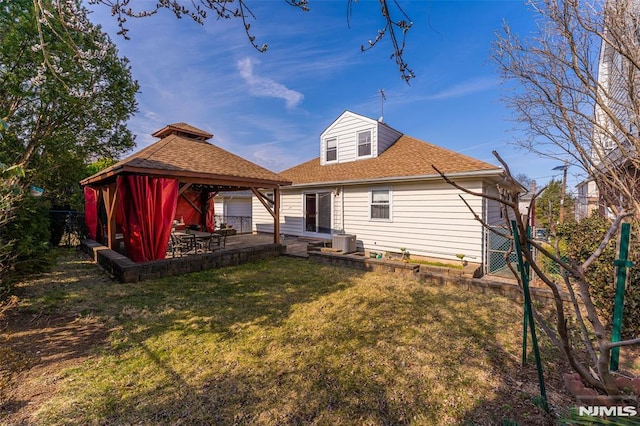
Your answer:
[80,124,291,189]
[151,122,214,140]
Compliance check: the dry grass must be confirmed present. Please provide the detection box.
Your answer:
[3,250,570,425]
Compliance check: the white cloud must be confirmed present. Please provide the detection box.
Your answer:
[237,57,304,109]
[425,77,498,100]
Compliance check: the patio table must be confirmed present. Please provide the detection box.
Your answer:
[173,230,223,253]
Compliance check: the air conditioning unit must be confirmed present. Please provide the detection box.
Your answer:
[332,234,356,253]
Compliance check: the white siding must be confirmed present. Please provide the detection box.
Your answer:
[252,191,303,235]
[576,180,600,221]
[252,191,275,233]
[319,111,403,165]
[333,187,344,233]
[592,29,638,162]
[213,199,224,216]
[485,185,504,227]
[254,179,496,264]
[280,191,304,235]
[321,114,377,165]
[338,181,486,263]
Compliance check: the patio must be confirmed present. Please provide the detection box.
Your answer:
[225,234,321,257]
[81,233,329,283]
[165,233,322,259]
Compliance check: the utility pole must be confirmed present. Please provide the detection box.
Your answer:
[530,180,536,228]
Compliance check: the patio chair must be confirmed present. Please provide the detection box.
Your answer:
[168,233,194,257]
[205,232,226,252]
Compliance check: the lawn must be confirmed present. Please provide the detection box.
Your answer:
[1,250,571,425]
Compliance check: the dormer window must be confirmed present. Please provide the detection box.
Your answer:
[357,130,372,157]
[326,137,337,162]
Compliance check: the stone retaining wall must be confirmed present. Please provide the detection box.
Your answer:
[81,238,567,305]
[80,239,286,283]
[308,251,569,305]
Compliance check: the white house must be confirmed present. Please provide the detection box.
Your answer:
[576,5,640,220]
[575,178,601,220]
[213,190,252,233]
[253,111,506,270]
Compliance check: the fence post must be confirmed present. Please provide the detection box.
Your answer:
[610,222,632,371]
[522,226,531,366]
[511,220,549,413]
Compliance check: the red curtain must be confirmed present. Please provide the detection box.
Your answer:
[117,175,178,263]
[83,186,99,240]
[175,190,201,226]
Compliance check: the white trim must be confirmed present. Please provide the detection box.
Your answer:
[325,136,338,164]
[368,187,392,222]
[264,191,275,209]
[356,129,373,158]
[320,110,382,139]
[285,169,505,189]
[302,191,333,235]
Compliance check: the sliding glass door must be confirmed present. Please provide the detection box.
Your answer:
[304,192,331,234]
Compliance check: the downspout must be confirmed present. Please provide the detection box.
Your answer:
[341,186,345,233]
[482,188,488,276]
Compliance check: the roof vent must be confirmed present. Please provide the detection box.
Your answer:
[151,123,213,141]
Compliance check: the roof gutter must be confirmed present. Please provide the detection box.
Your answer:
[79,164,126,186]
[285,168,504,189]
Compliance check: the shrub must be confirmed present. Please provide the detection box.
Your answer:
[559,214,640,339]
[3,195,56,290]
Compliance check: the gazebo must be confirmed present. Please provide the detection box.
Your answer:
[80,123,292,262]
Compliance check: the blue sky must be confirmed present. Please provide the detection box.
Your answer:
[87,0,578,190]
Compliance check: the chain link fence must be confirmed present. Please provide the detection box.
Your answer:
[50,210,86,247]
[533,247,570,283]
[487,225,572,284]
[487,226,518,279]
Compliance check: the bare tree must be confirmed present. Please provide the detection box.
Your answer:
[484,0,640,402]
[36,0,415,82]
[436,152,639,403]
[493,0,640,217]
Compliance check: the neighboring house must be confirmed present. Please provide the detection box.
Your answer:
[577,13,640,220]
[213,190,252,233]
[252,111,505,270]
[575,178,601,220]
[516,181,537,225]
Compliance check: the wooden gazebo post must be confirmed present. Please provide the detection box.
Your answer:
[274,187,280,244]
[101,183,118,250]
[251,187,282,244]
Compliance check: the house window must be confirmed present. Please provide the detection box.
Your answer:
[357,130,372,157]
[265,192,274,209]
[326,137,337,162]
[370,189,390,220]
